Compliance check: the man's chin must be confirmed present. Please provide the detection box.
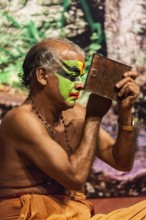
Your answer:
[62,100,76,110]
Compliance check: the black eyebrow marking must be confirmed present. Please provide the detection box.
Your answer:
[57,69,77,81]
[62,62,80,74]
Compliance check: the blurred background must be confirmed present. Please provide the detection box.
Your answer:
[0,0,146,200]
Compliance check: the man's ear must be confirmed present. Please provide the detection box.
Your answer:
[36,67,49,85]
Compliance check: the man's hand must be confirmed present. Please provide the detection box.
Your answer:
[116,71,140,112]
[86,93,112,120]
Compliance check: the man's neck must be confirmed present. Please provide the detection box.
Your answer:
[28,93,62,127]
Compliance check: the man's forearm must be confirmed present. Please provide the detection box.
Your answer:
[70,117,101,184]
[68,93,111,188]
[113,113,136,171]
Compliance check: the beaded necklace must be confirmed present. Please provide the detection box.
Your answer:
[27,95,71,157]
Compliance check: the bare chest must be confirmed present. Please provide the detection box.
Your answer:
[54,119,83,154]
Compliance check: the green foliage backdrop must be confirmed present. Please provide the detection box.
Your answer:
[0,0,104,90]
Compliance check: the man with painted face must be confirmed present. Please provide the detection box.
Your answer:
[0,38,146,219]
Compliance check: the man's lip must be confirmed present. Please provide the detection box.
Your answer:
[69,92,79,98]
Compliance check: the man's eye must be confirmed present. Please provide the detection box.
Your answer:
[68,75,77,81]
[75,77,81,81]
[57,69,80,81]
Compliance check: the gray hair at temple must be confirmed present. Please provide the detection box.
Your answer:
[21,38,85,88]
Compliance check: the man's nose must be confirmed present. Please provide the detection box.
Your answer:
[74,77,84,90]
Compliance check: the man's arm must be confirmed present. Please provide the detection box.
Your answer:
[96,71,140,171]
[5,94,111,191]
[96,126,136,171]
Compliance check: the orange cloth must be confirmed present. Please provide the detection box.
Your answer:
[0,192,146,220]
[0,197,22,219]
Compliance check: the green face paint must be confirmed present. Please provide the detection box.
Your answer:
[55,60,85,104]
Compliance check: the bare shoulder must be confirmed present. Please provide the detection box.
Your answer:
[2,105,33,128]
[1,106,30,126]
[1,105,48,144]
